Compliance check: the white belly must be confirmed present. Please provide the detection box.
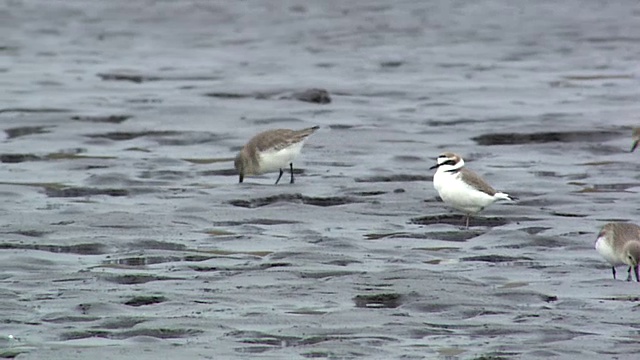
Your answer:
[433,172,497,214]
[595,236,621,266]
[257,141,304,174]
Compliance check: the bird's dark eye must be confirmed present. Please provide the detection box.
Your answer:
[443,160,456,166]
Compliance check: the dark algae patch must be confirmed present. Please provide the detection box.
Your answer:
[410,214,510,228]
[124,295,166,307]
[71,115,132,123]
[4,126,51,139]
[0,242,107,255]
[229,193,358,208]
[45,186,128,197]
[354,293,403,308]
[86,131,180,141]
[102,274,175,285]
[472,131,619,145]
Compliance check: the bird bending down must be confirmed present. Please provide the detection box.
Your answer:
[429,152,515,228]
[631,128,640,152]
[595,222,640,282]
[234,126,319,184]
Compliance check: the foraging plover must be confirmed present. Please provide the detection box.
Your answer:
[429,152,515,228]
[595,222,640,282]
[234,126,319,184]
[631,128,640,152]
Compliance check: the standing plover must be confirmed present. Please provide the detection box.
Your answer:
[234,126,319,184]
[429,152,515,228]
[595,222,640,282]
[631,128,640,152]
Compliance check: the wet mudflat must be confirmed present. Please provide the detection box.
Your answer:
[1,0,640,359]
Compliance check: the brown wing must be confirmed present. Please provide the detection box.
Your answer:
[611,223,640,242]
[459,168,497,196]
[250,126,319,152]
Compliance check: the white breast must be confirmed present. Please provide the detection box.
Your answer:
[257,141,305,174]
[595,236,621,266]
[433,171,497,213]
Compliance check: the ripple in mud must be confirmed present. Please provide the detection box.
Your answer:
[494,291,558,304]
[353,293,402,308]
[87,130,222,145]
[229,193,357,208]
[0,151,116,163]
[128,240,187,251]
[575,182,640,193]
[183,157,234,165]
[551,212,587,218]
[364,231,474,241]
[461,255,533,263]
[299,270,361,279]
[97,73,159,83]
[0,107,70,114]
[354,174,431,182]
[102,274,175,285]
[600,296,640,302]
[212,219,300,226]
[124,295,166,307]
[5,126,51,139]
[328,124,355,130]
[520,227,551,235]
[227,330,347,347]
[349,190,387,196]
[97,72,220,83]
[472,131,619,145]
[302,351,340,359]
[200,169,243,177]
[0,242,106,255]
[410,302,454,313]
[45,186,128,197]
[88,130,173,141]
[60,328,201,341]
[380,60,404,68]
[104,254,215,267]
[192,262,290,272]
[103,256,178,267]
[0,153,40,163]
[99,317,147,329]
[410,214,510,228]
[205,92,252,99]
[393,155,423,162]
[425,231,485,242]
[205,88,331,104]
[71,115,131,123]
[6,230,50,237]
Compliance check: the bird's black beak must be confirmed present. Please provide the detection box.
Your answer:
[631,140,639,153]
[429,163,440,170]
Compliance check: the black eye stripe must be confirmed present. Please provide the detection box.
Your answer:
[442,160,456,166]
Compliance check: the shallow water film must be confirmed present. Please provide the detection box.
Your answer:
[1,0,640,359]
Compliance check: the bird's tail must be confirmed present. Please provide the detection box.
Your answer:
[495,192,517,201]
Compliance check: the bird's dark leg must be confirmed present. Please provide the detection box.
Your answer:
[465,215,470,229]
[289,163,294,184]
[239,174,244,183]
[275,169,284,185]
[634,265,639,282]
[626,266,632,282]
[612,266,616,280]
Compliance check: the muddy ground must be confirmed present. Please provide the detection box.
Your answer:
[1,0,640,359]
